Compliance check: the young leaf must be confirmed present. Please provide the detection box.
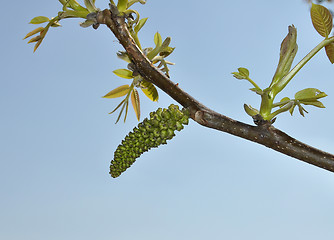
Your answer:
[109,98,126,114]
[297,103,308,117]
[68,0,87,11]
[310,3,333,38]
[232,67,250,80]
[300,100,325,108]
[23,27,44,39]
[273,97,290,108]
[294,88,327,100]
[289,104,296,116]
[249,88,263,95]
[27,35,42,43]
[103,85,130,98]
[146,32,165,60]
[154,32,162,47]
[270,25,297,88]
[29,16,50,24]
[325,42,334,64]
[270,101,294,119]
[117,51,132,63]
[84,0,97,12]
[280,97,290,102]
[124,99,129,122]
[140,80,159,101]
[131,89,141,120]
[113,69,133,79]
[159,46,175,58]
[128,0,146,7]
[80,19,96,28]
[134,18,148,33]
[115,101,127,123]
[33,39,43,52]
[117,0,128,12]
[243,104,259,117]
[160,37,171,50]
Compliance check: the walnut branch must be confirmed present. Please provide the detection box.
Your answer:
[96,8,334,173]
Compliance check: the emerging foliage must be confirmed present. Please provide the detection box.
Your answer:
[23,0,100,51]
[24,0,175,122]
[232,4,334,123]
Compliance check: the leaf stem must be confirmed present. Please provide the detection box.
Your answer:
[268,101,294,120]
[272,36,334,97]
[247,77,261,91]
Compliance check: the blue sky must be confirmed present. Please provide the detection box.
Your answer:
[1,0,334,239]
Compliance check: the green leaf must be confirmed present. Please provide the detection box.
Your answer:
[134,17,148,33]
[109,98,126,114]
[232,67,250,80]
[243,104,259,117]
[23,27,44,39]
[159,46,175,58]
[60,9,89,18]
[131,89,141,120]
[140,80,159,101]
[128,0,146,7]
[294,88,327,100]
[29,16,50,24]
[270,25,297,88]
[117,0,128,12]
[249,88,263,95]
[311,3,333,38]
[67,0,87,11]
[84,0,97,12]
[300,100,325,108]
[113,69,133,79]
[325,42,334,64]
[274,97,291,108]
[117,51,131,63]
[33,39,43,52]
[160,37,171,50]
[297,103,308,117]
[116,101,127,123]
[280,97,290,102]
[146,33,165,60]
[124,99,129,123]
[154,32,162,47]
[27,35,42,43]
[80,19,96,28]
[103,85,130,98]
[289,104,296,115]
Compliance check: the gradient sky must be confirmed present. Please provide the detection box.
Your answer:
[2,0,334,239]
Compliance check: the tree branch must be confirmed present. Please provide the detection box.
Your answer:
[96,8,334,173]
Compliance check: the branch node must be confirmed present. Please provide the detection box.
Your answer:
[252,114,272,126]
[194,110,207,125]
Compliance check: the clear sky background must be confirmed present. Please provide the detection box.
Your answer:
[1,0,334,239]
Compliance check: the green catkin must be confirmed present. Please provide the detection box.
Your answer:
[110,104,189,178]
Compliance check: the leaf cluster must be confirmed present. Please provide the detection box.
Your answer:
[232,4,334,123]
[24,0,176,123]
[24,0,100,51]
[103,2,175,123]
